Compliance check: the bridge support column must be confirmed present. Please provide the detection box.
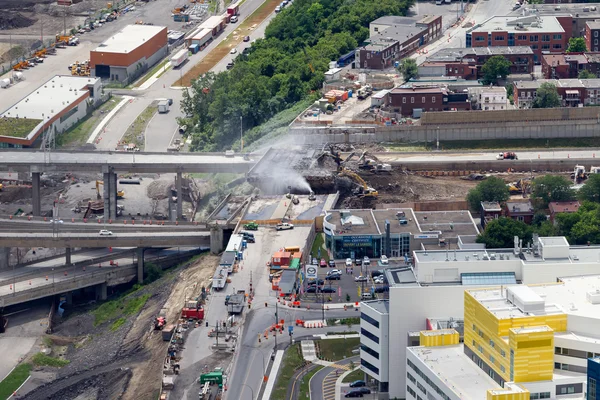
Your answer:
[103,170,117,220]
[65,247,72,265]
[65,292,72,305]
[210,226,224,254]
[137,247,144,284]
[95,283,107,301]
[176,171,183,221]
[32,172,41,217]
[0,247,9,271]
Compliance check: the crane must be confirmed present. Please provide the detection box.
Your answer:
[338,168,378,197]
[95,180,124,199]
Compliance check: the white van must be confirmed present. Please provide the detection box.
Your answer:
[361,292,373,300]
[275,5,281,12]
[230,15,238,23]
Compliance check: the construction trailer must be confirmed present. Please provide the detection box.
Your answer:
[212,266,228,291]
[199,370,223,385]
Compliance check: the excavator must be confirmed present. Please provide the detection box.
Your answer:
[338,168,378,198]
[95,180,124,199]
[507,179,530,197]
[357,151,392,173]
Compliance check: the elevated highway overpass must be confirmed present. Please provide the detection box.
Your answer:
[0,150,258,219]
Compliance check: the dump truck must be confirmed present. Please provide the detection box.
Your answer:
[496,152,518,160]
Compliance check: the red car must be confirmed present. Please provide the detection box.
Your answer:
[320,258,327,268]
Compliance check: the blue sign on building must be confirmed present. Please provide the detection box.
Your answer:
[341,236,372,248]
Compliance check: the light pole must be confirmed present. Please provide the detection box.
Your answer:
[240,115,243,152]
[239,383,254,400]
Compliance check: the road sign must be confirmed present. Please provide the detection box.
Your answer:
[306,266,317,280]
[288,325,293,334]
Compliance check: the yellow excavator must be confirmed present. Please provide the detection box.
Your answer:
[507,179,530,197]
[96,180,124,199]
[338,168,378,198]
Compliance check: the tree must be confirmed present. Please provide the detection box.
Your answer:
[532,82,561,109]
[466,177,510,211]
[566,37,587,53]
[481,55,512,85]
[477,217,532,248]
[555,202,600,244]
[578,174,600,203]
[578,69,596,79]
[397,58,418,81]
[531,175,575,208]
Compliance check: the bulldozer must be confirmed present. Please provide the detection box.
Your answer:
[95,180,124,199]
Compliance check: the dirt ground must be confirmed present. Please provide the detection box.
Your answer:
[22,253,221,400]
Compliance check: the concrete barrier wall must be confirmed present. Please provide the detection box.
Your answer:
[288,118,600,145]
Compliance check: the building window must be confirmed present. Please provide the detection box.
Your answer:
[361,313,379,328]
[541,34,550,42]
[416,381,427,395]
[518,35,526,41]
[361,358,379,374]
[361,328,379,344]
[472,324,476,331]
[542,44,550,50]
[478,330,483,338]
[475,36,485,42]
[407,385,417,398]
[489,355,495,364]
[403,97,406,104]
[472,339,476,347]
[489,340,495,348]
[432,96,435,103]
[500,365,505,373]
[590,377,597,399]
[553,34,562,40]
[530,35,538,42]
[494,35,505,41]
[421,97,425,103]
[60,105,79,123]
[407,372,416,384]
[531,44,538,50]
[411,97,414,104]
[596,39,599,46]
[478,345,483,353]
[361,344,379,360]
[596,31,599,38]
[553,44,562,50]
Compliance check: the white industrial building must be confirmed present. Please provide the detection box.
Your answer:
[0,75,102,148]
[468,86,508,111]
[360,235,600,399]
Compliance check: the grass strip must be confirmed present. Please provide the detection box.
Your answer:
[385,137,600,152]
[32,353,69,368]
[271,344,304,400]
[120,102,157,150]
[342,367,363,383]
[57,96,122,147]
[0,363,32,400]
[318,338,360,361]
[134,58,171,88]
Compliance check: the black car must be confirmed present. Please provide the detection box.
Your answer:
[306,286,320,293]
[374,285,390,293]
[349,380,366,388]
[328,259,336,267]
[307,279,324,286]
[325,273,341,280]
[344,390,363,398]
[357,387,371,394]
[240,231,255,238]
[370,270,384,278]
[243,236,255,243]
[354,258,362,266]
[321,287,336,293]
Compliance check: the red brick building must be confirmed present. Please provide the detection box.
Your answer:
[513,79,588,108]
[586,21,600,52]
[356,15,442,70]
[466,15,568,63]
[541,53,588,79]
[504,201,535,224]
[549,201,581,224]
[418,47,534,80]
[388,85,470,117]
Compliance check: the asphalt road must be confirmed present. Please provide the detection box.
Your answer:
[310,356,360,400]
[372,149,600,163]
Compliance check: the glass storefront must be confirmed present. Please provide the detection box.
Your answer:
[326,233,411,260]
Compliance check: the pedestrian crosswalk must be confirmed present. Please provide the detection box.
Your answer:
[322,363,352,400]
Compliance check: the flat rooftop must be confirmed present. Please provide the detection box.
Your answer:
[94,24,166,54]
[362,299,389,314]
[468,286,563,320]
[510,3,600,17]
[471,15,564,34]
[365,26,423,50]
[325,209,379,236]
[0,75,98,140]
[414,210,479,237]
[425,46,534,63]
[372,208,418,234]
[409,344,501,399]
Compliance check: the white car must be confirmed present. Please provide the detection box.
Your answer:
[374,276,385,284]
[99,229,113,236]
[230,48,237,54]
[355,275,368,282]
[380,255,389,265]
[276,223,294,231]
[345,258,353,267]
[328,269,342,276]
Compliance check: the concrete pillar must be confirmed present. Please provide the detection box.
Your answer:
[210,227,224,254]
[0,247,9,271]
[95,283,107,301]
[176,171,183,221]
[32,172,41,216]
[65,247,72,265]
[103,171,117,220]
[137,247,144,284]
[65,292,72,305]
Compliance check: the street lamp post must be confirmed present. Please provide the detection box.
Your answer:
[239,383,255,400]
[240,115,243,152]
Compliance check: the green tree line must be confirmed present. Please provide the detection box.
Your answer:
[181,0,415,151]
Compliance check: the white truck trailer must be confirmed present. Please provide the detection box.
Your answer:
[170,49,189,69]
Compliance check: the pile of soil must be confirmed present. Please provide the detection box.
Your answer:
[146,180,171,200]
[0,12,36,30]
[0,186,31,203]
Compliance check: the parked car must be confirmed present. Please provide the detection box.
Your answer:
[320,259,327,268]
[240,231,255,238]
[243,221,258,230]
[226,62,234,70]
[243,35,250,42]
[371,270,384,278]
[276,223,294,231]
[354,258,362,266]
[326,273,341,280]
[99,229,112,236]
[357,387,371,394]
[230,48,237,54]
[374,285,389,293]
[345,390,364,397]
[354,275,368,282]
[374,275,386,284]
[306,286,319,293]
[345,258,353,267]
[363,256,371,265]
[243,236,255,243]
[380,255,388,265]
[349,380,366,388]
[321,287,336,293]
[311,257,318,265]
[328,269,342,275]
[307,279,324,286]
[328,259,336,267]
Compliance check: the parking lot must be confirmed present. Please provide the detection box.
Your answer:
[302,256,408,304]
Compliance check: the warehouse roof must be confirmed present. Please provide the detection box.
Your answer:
[0,75,99,140]
[94,24,166,54]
